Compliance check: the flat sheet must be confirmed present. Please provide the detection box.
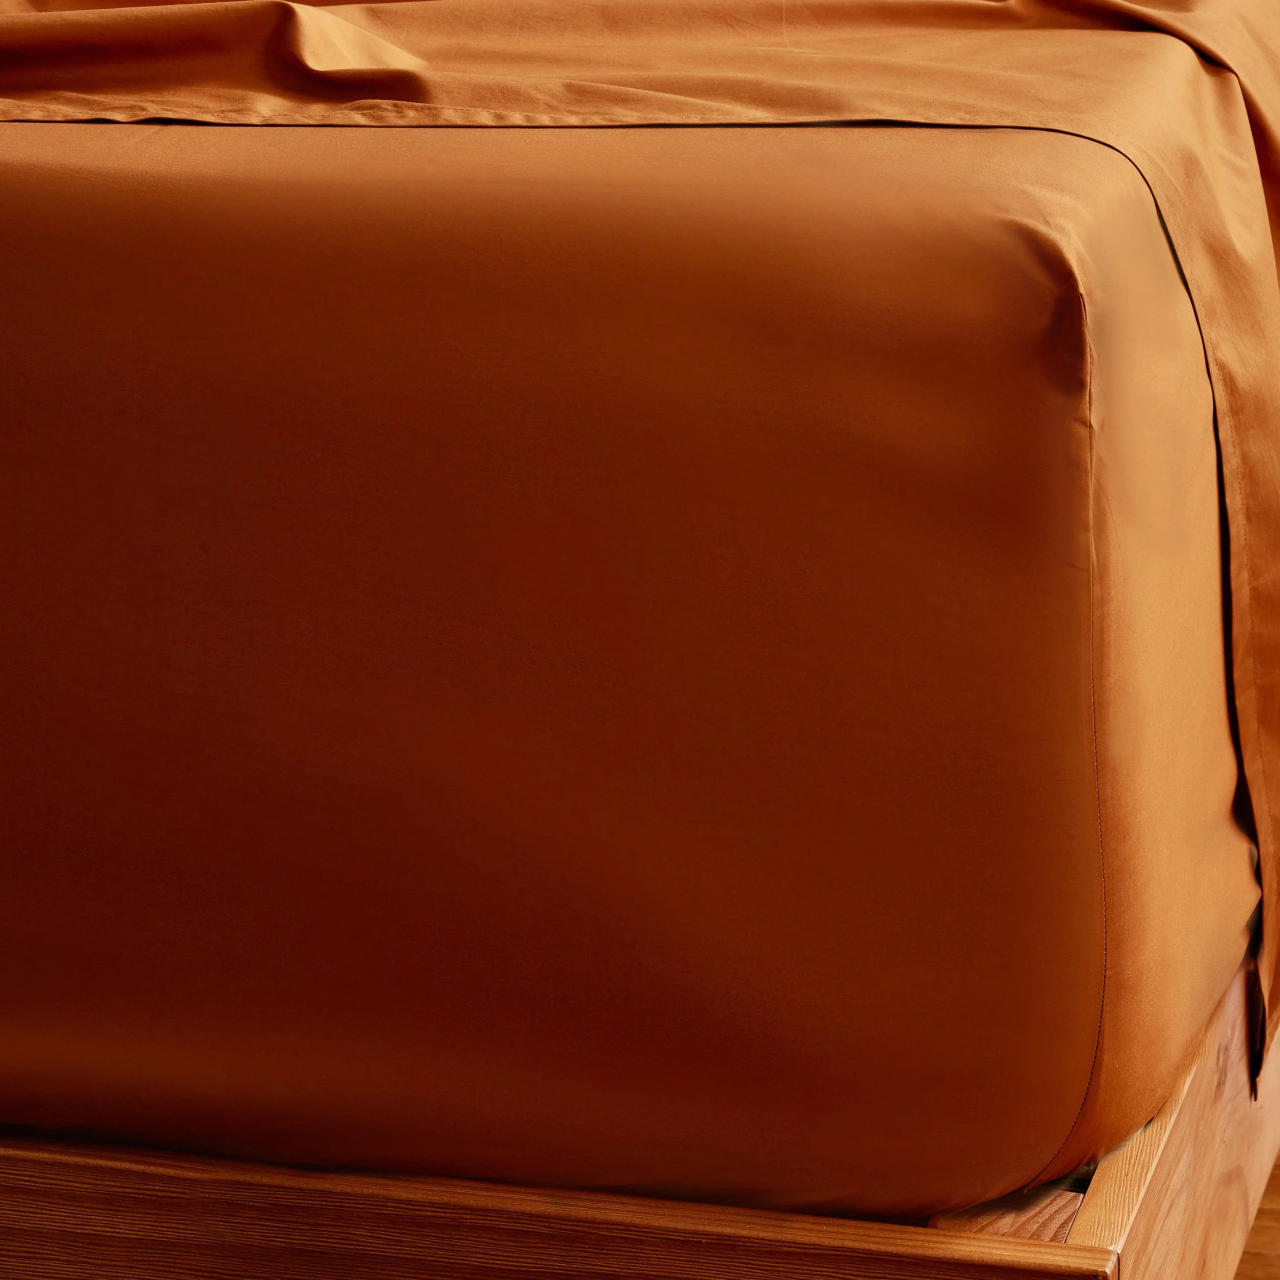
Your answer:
[3,0,1280,1054]
[0,120,1260,1215]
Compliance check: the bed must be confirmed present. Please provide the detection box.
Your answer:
[3,0,1280,1271]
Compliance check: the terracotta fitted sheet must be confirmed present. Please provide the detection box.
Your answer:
[0,118,1262,1216]
[8,0,1280,1033]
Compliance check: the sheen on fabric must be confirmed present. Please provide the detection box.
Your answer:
[2,0,1280,1036]
[1,0,1278,1218]
[0,119,1261,1215]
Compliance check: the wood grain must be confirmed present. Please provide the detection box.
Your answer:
[1235,1159,1280,1278]
[0,1140,1115,1280]
[1069,970,1280,1280]
[933,1182,1086,1244]
[1065,1074,1194,1252]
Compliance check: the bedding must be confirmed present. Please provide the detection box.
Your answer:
[2,0,1279,1220]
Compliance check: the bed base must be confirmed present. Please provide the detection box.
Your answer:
[1,969,1275,1279]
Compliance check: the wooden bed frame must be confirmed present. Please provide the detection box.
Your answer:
[1,969,1276,1279]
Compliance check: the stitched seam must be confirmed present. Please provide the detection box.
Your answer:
[1027,286,1106,1187]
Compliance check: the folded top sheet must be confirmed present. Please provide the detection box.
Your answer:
[6,0,1280,1063]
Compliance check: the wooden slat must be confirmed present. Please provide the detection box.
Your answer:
[1068,970,1280,1280]
[0,1140,1115,1280]
[1065,1068,1195,1253]
[933,1181,1086,1244]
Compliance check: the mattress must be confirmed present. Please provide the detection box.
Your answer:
[0,118,1261,1217]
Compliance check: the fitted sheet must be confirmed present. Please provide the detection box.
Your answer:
[0,120,1261,1216]
[8,0,1280,1060]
